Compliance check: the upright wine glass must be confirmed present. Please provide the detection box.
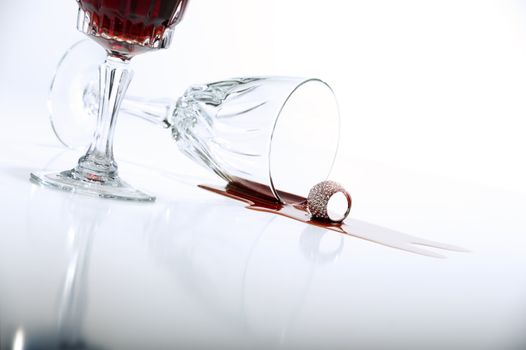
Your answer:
[31,0,189,202]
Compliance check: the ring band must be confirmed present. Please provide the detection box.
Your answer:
[307,181,352,222]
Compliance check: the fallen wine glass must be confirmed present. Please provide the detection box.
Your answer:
[47,40,343,211]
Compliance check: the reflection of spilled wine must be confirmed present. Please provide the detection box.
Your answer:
[200,179,468,258]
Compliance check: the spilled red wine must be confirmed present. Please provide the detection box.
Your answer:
[78,0,188,56]
[199,179,467,258]
[200,179,345,232]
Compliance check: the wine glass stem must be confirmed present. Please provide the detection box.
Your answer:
[75,55,134,182]
[121,95,174,128]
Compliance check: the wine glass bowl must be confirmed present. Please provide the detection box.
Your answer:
[172,78,340,203]
[77,0,189,59]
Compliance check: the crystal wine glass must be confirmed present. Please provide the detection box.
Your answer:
[47,40,341,205]
[31,0,189,202]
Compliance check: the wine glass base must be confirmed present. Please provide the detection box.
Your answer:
[30,170,156,203]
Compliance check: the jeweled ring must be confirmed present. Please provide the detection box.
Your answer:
[307,181,352,223]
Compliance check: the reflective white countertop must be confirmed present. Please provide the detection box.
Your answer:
[1,112,525,350]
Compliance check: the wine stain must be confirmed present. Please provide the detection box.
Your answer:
[199,180,469,259]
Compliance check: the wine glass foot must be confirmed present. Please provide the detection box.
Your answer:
[49,40,105,150]
[30,170,156,202]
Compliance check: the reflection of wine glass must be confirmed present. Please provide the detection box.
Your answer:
[31,0,189,202]
[147,201,344,347]
[56,197,110,349]
[47,41,341,203]
[0,187,111,349]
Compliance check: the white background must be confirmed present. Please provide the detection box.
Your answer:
[1,2,526,349]
[1,0,526,194]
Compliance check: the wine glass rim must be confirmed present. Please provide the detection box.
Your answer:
[268,78,341,203]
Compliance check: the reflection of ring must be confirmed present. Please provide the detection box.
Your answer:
[307,181,352,223]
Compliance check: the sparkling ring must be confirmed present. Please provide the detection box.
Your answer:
[307,181,352,223]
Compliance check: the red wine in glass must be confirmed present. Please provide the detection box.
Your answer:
[77,0,188,57]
